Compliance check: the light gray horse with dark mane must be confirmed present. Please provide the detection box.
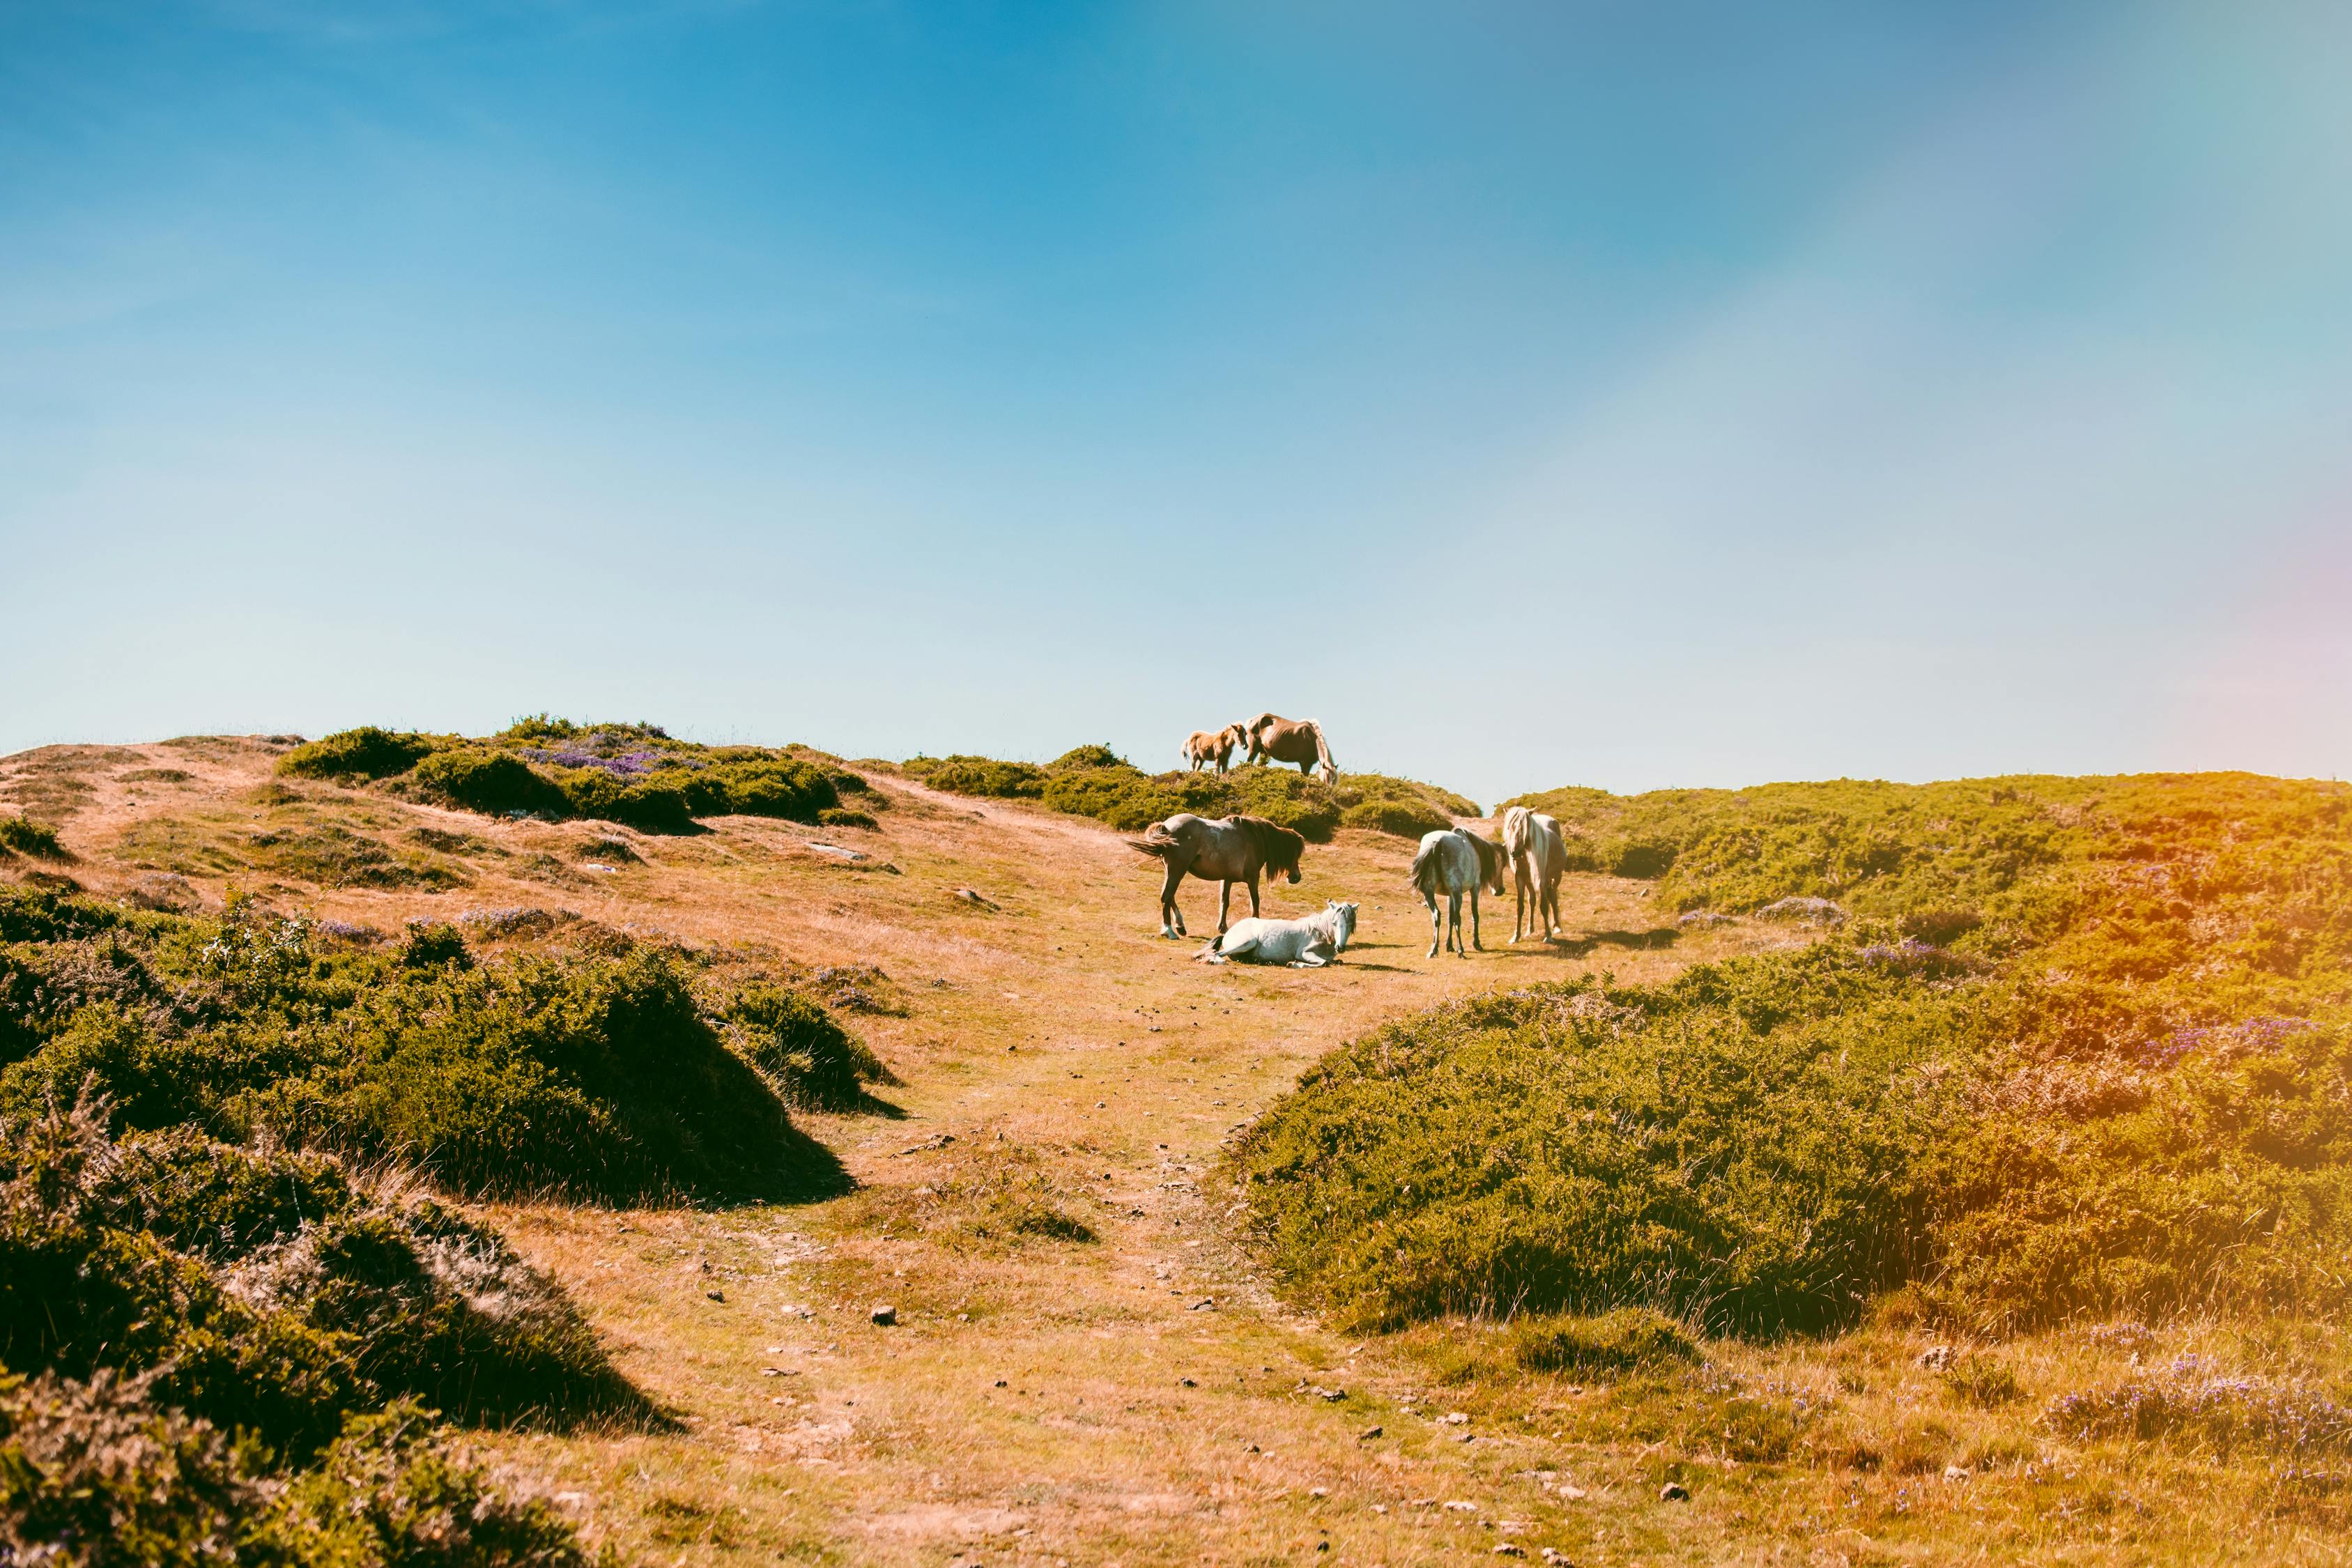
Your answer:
[1410,826,1507,958]
[1127,813,1307,938]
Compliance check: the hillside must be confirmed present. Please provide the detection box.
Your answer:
[3,740,2349,1565]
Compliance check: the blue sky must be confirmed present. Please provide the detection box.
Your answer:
[4,1,2348,804]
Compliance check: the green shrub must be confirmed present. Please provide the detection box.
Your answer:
[410,750,567,818]
[399,922,472,970]
[0,1371,596,1567]
[258,1399,595,1566]
[0,893,848,1206]
[817,808,877,830]
[1512,1308,1700,1376]
[0,1098,647,1459]
[1051,744,1125,770]
[1231,949,1975,1335]
[724,983,889,1109]
[696,760,838,822]
[0,818,67,862]
[921,756,1047,798]
[1243,772,2352,1341]
[277,728,442,782]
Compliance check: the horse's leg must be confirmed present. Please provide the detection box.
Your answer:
[1425,891,1441,958]
[1470,884,1485,951]
[1245,870,1262,920]
[1160,863,1186,938]
[1510,857,1527,944]
[1447,891,1463,955]
[1217,878,1234,935]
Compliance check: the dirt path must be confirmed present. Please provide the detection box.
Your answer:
[3,739,1788,1566]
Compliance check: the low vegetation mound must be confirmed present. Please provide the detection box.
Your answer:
[903,744,1473,842]
[1237,772,2352,1339]
[0,1091,625,1563]
[0,889,854,1205]
[277,716,877,833]
[0,817,68,863]
[0,872,890,1561]
[0,1370,596,1567]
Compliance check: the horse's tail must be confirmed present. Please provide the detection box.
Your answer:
[1408,834,1440,893]
[1126,822,1182,861]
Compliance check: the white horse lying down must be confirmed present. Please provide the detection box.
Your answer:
[1200,901,1359,966]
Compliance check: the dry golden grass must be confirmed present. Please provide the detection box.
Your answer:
[7,735,2342,1565]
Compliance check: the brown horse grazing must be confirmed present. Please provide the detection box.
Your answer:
[1126,813,1306,938]
[1182,724,1245,774]
[1240,713,1337,783]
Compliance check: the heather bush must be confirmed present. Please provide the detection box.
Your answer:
[1240,771,2352,1339]
[0,1098,647,1459]
[0,1370,597,1567]
[1231,949,1978,1334]
[2044,1358,2352,1456]
[411,750,568,819]
[695,759,838,822]
[0,889,847,1206]
[0,817,67,861]
[256,1399,595,1566]
[0,1367,258,1568]
[277,728,443,782]
[916,755,1048,798]
[723,983,890,1110]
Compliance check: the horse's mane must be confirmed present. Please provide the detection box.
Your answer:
[1233,813,1305,872]
[1466,830,1506,881]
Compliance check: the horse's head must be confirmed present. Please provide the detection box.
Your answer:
[1239,815,1307,883]
[1327,900,1359,950]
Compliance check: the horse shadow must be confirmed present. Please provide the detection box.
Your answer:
[1498,927,1682,959]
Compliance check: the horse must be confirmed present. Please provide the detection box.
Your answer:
[1182,724,1245,774]
[1126,813,1306,938]
[1240,713,1337,783]
[1501,805,1571,943]
[1410,827,1507,958]
[1200,900,1358,966]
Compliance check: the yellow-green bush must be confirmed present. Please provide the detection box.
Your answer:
[277,728,446,782]
[0,890,849,1206]
[1240,773,2352,1339]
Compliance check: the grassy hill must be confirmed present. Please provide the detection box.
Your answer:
[1233,771,2352,1545]
[8,734,2352,1563]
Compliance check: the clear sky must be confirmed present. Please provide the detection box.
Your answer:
[5,1,2349,806]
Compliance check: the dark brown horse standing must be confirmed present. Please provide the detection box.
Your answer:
[1127,813,1306,938]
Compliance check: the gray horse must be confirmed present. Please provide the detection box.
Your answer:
[1127,813,1307,938]
[1411,827,1507,958]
